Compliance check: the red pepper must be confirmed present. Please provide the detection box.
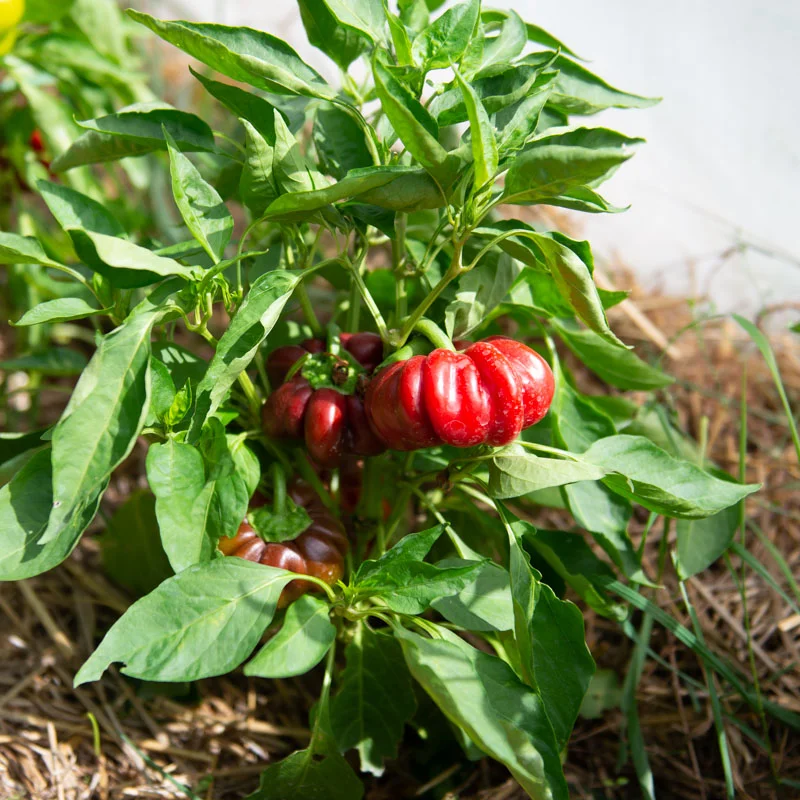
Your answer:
[218,481,348,607]
[29,130,44,154]
[263,333,385,467]
[364,336,554,451]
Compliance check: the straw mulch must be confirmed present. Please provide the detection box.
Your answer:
[1,276,798,800]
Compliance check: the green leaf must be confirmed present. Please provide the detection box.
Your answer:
[51,103,217,172]
[529,579,594,748]
[411,0,480,70]
[198,419,257,541]
[521,528,626,621]
[453,67,497,189]
[146,440,215,573]
[396,625,568,800]
[99,491,173,596]
[248,500,312,543]
[37,180,124,237]
[552,319,673,390]
[583,435,760,519]
[431,560,514,632]
[372,58,457,186]
[38,182,201,288]
[190,67,284,140]
[354,525,483,614]
[74,559,296,685]
[385,4,414,66]
[240,113,328,216]
[164,382,193,427]
[504,515,594,749]
[0,232,64,268]
[128,11,335,100]
[445,246,521,337]
[0,449,105,581]
[152,341,207,388]
[240,119,280,216]
[68,0,127,63]
[74,231,203,285]
[245,594,336,678]
[360,560,482,615]
[298,0,369,69]
[164,128,233,263]
[356,525,444,581]
[358,169,445,211]
[675,503,740,580]
[431,63,554,127]
[522,53,658,116]
[495,72,558,156]
[313,104,374,181]
[488,445,607,499]
[189,270,299,440]
[550,362,615,452]
[0,348,87,376]
[330,627,416,775]
[503,127,643,206]
[0,430,48,471]
[41,283,181,545]
[562,481,640,580]
[246,750,364,800]
[523,25,582,60]
[13,298,106,327]
[24,0,76,22]
[494,230,622,346]
[264,166,416,221]
[480,9,526,68]
[323,0,386,44]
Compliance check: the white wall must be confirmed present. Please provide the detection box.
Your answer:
[146,0,800,317]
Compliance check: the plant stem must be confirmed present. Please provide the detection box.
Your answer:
[393,238,465,349]
[393,213,407,324]
[308,628,338,756]
[346,274,361,332]
[296,281,324,336]
[271,462,286,515]
[347,253,389,342]
[412,317,455,351]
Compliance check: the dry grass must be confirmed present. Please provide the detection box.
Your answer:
[1,276,799,799]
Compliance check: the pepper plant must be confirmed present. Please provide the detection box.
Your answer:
[0,1,764,797]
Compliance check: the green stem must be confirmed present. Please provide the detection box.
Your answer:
[295,454,337,514]
[308,635,337,754]
[346,274,361,332]
[393,213,407,324]
[393,238,465,349]
[212,130,246,159]
[347,254,389,342]
[271,463,287,515]
[296,281,324,336]
[48,263,99,301]
[517,440,583,461]
[412,317,455,351]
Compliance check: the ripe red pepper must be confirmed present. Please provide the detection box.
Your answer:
[263,333,386,467]
[364,336,554,451]
[218,481,347,607]
[29,129,44,154]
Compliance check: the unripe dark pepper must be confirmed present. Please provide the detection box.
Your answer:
[263,333,385,467]
[364,336,554,451]
[218,481,347,607]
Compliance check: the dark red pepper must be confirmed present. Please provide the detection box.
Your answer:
[364,336,554,451]
[218,481,347,607]
[263,333,386,467]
